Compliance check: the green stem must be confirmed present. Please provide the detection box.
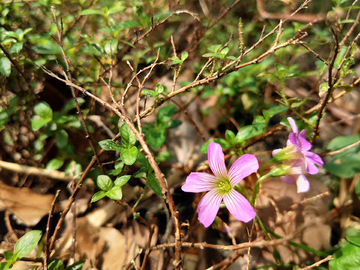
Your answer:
[133,182,148,210]
[251,173,270,205]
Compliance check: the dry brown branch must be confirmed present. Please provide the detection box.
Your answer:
[40,66,183,269]
[298,255,333,270]
[137,32,307,121]
[44,190,61,270]
[0,43,30,88]
[0,160,74,182]
[257,0,325,23]
[48,133,121,251]
[324,139,360,156]
[150,233,295,251]
[52,10,105,176]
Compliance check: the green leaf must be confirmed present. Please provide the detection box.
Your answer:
[65,260,85,270]
[111,161,124,176]
[62,98,85,114]
[330,242,360,270]
[146,129,166,150]
[265,105,288,118]
[121,146,138,165]
[80,9,103,15]
[120,39,135,48]
[199,139,230,153]
[202,52,221,58]
[234,122,265,144]
[9,42,23,55]
[226,56,237,61]
[208,44,222,53]
[88,43,103,56]
[114,175,131,187]
[104,39,118,56]
[170,56,182,65]
[327,134,360,152]
[48,258,65,270]
[107,5,126,15]
[13,230,42,260]
[55,130,69,149]
[156,104,176,127]
[46,158,64,172]
[137,151,150,173]
[35,102,53,120]
[106,186,123,200]
[148,173,165,198]
[3,251,13,261]
[181,51,189,60]
[0,57,11,77]
[163,120,182,129]
[97,175,113,191]
[91,191,106,203]
[225,130,236,143]
[219,47,229,58]
[31,40,62,54]
[155,84,165,94]
[0,262,11,270]
[356,178,360,201]
[324,158,360,178]
[99,139,122,151]
[120,123,137,146]
[155,151,173,163]
[31,117,51,131]
[141,89,159,97]
[111,20,142,31]
[346,228,360,247]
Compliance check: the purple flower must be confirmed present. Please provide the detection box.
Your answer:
[268,159,310,193]
[286,117,323,174]
[182,142,258,228]
[271,117,323,193]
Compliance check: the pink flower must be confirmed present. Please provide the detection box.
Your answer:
[286,117,323,174]
[271,117,323,193]
[182,142,258,228]
[268,159,310,193]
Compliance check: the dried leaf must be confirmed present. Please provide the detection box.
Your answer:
[0,182,54,226]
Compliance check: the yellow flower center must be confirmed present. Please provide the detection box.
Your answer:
[217,178,232,194]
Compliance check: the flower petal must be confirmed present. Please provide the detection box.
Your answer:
[304,151,323,167]
[306,161,319,174]
[197,189,222,228]
[280,175,296,185]
[287,117,298,134]
[285,159,307,175]
[182,172,218,192]
[223,190,256,223]
[228,154,259,187]
[208,142,228,179]
[304,152,323,174]
[288,131,312,151]
[296,174,310,193]
[297,130,312,151]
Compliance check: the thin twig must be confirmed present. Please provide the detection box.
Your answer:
[0,160,73,182]
[49,133,121,251]
[0,43,30,89]
[44,190,61,270]
[137,33,307,121]
[298,255,333,270]
[51,9,105,175]
[310,27,339,143]
[324,140,360,156]
[150,233,295,251]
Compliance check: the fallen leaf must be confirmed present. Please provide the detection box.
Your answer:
[0,182,54,226]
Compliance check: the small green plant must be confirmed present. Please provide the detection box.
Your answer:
[0,230,42,270]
